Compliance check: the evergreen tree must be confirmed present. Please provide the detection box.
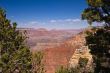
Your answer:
[0,8,32,73]
[82,0,110,27]
[82,0,110,73]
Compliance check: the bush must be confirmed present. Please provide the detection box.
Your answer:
[32,51,45,73]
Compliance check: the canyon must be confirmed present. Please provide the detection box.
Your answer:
[25,28,82,50]
[24,28,92,73]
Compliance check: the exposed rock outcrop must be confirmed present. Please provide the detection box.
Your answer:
[69,46,92,67]
[31,30,93,73]
[69,32,93,69]
[43,32,93,73]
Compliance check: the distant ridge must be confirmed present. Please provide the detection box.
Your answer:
[17,28,34,30]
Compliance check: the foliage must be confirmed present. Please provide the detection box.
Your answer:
[85,28,110,73]
[78,57,88,68]
[32,51,45,73]
[55,66,70,73]
[82,0,110,73]
[55,58,90,73]
[0,8,32,73]
[82,0,110,26]
[76,57,91,73]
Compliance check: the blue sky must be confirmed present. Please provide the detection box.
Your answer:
[0,0,89,29]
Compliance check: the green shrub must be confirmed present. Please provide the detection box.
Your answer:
[32,51,45,73]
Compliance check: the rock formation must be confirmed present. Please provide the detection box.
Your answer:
[43,32,93,73]
[27,28,93,73]
[69,32,93,70]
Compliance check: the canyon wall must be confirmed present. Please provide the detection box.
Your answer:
[25,28,92,73]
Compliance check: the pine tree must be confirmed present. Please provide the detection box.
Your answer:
[82,0,110,27]
[0,8,32,73]
[82,0,110,73]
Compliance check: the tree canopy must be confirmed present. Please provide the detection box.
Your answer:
[82,0,110,73]
[0,8,32,73]
[82,0,110,26]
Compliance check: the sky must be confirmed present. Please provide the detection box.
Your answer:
[0,0,89,29]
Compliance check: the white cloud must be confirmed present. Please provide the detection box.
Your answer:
[18,21,41,28]
[65,19,72,22]
[71,19,81,22]
[29,21,38,24]
[18,18,86,29]
[50,20,57,23]
[50,18,81,23]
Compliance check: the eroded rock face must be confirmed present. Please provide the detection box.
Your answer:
[26,28,82,50]
[69,46,92,67]
[31,30,93,73]
[69,32,93,68]
[43,32,93,73]
[42,33,85,73]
